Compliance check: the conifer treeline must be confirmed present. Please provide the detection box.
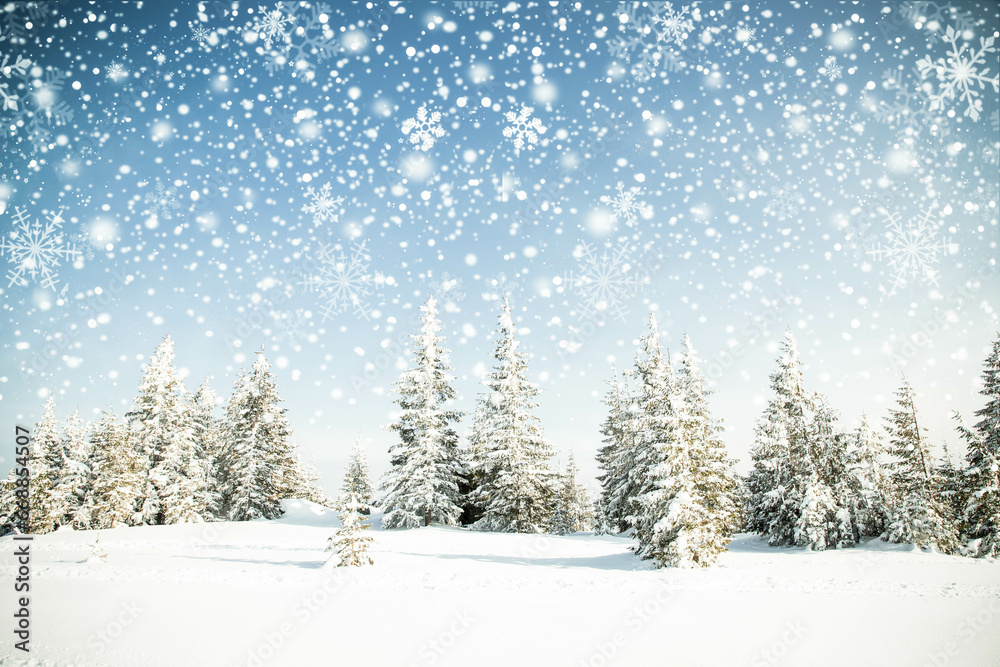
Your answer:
[0,337,327,534]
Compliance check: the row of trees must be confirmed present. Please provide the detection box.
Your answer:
[742,331,1000,558]
[0,337,327,534]
[378,297,594,534]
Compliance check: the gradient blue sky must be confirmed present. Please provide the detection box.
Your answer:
[1,0,997,493]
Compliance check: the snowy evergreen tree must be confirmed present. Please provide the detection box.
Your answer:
[596,367,641,533]
[126,336,201,525]
[327,498,374,567]
[883,379,958,553]
[841,414,892,540]
[27,397,63,534]
[50,410,93,530]
[342,437,373,514]
[189,380,223,520]
[936,443,966,528]
[956,335,1000,557]
[220,348,297,521]
[550,454,593,535]
[87,408,145,530]
[745,331,822,547]
[677,334,740,561]
[296,457,333,508]
[469,298,555,533]
[380,297,466,529]
[795,397,851,549]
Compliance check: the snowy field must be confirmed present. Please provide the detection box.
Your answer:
[1,500,999,667]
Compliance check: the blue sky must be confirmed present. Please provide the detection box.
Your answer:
[1,0,998,492]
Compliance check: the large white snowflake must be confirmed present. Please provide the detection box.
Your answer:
[603,181,646,227]
[299,241,374,321]
[0,54,30,111]
[502,104,546,153]
[401,105,446,151]
[144,181,179,219]
[763,183,803,221]
[651,3,694,47]
[104,62,127,82]
[916,26,999,122]
[821,56,843,82]
[562,241,650,322]
[866,209,955,296]
[0,207,80,292]
[251,2,295,49]
[301,182,344,226]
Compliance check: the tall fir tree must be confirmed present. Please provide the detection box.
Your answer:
[469,298,555,533]
[596,367,641,533]
[28,397,63,534]
[50,410,93,530]
[841,414,892,540]
[550,454,593,535]
[745,330,821,547]
[956,335,1000,557]
[220,348,297,521]
[883,379,959,553]
[676,333,740,562]
[380,297,466,528]
[189,379,223,520]
[86,407,145,529]
[327,497,374,567]
[126,336,199,525]
[342,437,374,514]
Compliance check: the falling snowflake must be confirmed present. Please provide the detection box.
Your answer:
[144,181,180,219]
[0,65,73,159]
[268,307,309,345]
[763,183,803,221]
[481,272,521,302]
[916,26,999,122]
[301,182,345,226]
[734,26,755,43]
[651,3,694,47]
[191,24,211,45]
[105,62,127,82]
[603,181,646,227]
[971,185,999,224]
[429,272,466,307]
[562,241,651,322]
[898,1,976,46]
[299,241,375,321]
[0,207,80,292]
[259,3,339,78]
[821,56,843,82]
[0,54,30,111]
[251,2,295,49]
[502,104,546,153]
[867,209,955,296]
[400,105,446,151]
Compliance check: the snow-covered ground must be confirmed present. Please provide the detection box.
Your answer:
[1,500,999,667]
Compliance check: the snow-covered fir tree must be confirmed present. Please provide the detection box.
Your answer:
[189,379,223,520]
[126,336,201,525]
[841,414,892,540]
[469,298,555,533]
[796,397,851,549]
[220,348,298,521]
[342,437,374,514]
[50,409,93,530]
[936,443,966,529]
[28,397,64,534]
[380,297,466,528]
[295,457,333,508]
[883,379,958,553]
[956,335,1000,557]
[550,454,593,535]
[86,407,145,529]
[327,497,374,567]
[675,333,740,561]
[745,330,821,547]
[629,316,712,567]
[596,367,641,533]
